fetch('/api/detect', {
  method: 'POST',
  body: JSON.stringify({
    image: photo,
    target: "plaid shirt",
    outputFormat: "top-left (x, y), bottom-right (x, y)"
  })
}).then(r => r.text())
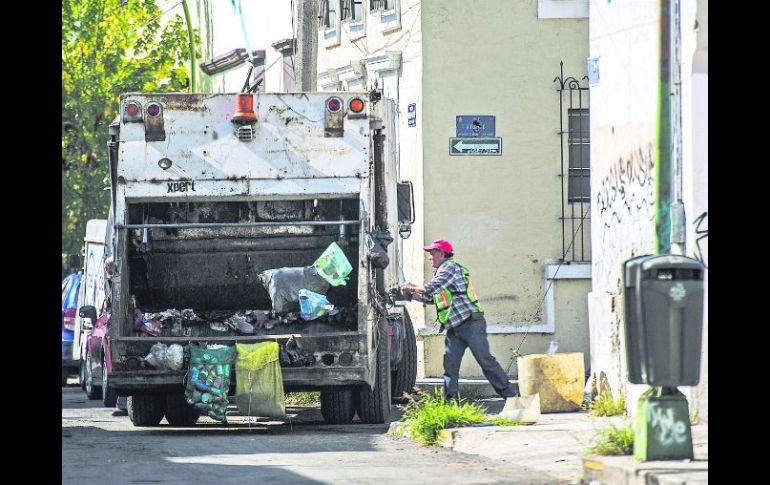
top-left (418, 260), bottom-right (480, 331)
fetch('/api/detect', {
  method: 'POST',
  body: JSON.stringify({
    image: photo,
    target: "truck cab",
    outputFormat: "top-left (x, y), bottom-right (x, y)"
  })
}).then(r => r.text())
top-left (106, 91), bottom-right (416, 426)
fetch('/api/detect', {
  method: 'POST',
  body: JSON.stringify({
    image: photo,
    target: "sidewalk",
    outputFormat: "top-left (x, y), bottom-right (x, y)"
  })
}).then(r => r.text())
top-left (390, 395), bottom-right (708, 484)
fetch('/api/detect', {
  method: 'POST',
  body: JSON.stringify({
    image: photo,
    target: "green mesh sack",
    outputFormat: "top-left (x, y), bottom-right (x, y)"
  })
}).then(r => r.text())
top-left (313, 242), bottom-right (353, 287)
top-left (184, 345), bottom-right (236, 422)
top-left (235, 342), bottom-right (285, 418)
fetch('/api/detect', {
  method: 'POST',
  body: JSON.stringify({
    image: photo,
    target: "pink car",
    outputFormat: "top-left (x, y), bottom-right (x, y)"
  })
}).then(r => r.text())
top-left (80, 308), bottom-right (118, 407)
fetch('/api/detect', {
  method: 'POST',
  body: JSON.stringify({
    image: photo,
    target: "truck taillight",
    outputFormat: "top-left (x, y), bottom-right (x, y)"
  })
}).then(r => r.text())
top-left (123, 100), bottom-right (143, 123)
top-left (63, 309), bottom-right (76, 332)
top-left (348, 97), bottom-right (364, 113)
top-left (146, 102), bottom-right (161, 117)
top-left (326, 96), bottom-right (343, 113)
top-left (232, 93), bottom-right (257, 123)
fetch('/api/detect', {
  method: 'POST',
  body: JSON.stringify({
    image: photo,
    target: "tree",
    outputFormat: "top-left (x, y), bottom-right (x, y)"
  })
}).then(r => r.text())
top-left (62, 0), bottom-right (199, 257)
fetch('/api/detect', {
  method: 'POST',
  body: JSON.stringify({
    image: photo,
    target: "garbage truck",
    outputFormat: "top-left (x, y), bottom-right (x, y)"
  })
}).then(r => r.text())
top-left (89, 91), bottom-right (417, 427)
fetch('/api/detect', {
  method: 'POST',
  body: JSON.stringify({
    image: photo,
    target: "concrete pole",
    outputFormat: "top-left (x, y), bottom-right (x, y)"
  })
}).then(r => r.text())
top-left (294, 0), bottom-right (318, 92)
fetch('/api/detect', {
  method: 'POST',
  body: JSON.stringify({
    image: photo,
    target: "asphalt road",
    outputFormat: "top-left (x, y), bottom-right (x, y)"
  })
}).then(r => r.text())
top-left (62, 382), bottom-right (570, 484)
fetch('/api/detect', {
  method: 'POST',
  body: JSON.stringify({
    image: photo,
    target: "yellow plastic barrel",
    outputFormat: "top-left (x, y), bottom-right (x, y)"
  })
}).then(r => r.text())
top-left (517, 352), bottom-right (585, 413)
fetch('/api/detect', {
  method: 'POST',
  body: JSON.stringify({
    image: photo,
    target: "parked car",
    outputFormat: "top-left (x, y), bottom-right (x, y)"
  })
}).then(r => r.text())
top-left (79, 306), bottom-right (118, 407)
top-left (62, 271), bottom-right (83, 386)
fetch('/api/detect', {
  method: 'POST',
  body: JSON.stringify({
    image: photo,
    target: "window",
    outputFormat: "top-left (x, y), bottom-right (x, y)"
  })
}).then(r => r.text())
top-left (341, 0), bottom-right (363, 21)
top-left (567, 108), bottom-right (590, 203)
top-left (320, 0), bottom-right (337, 28)
top-left (370, 0), bottom-right (392, 10)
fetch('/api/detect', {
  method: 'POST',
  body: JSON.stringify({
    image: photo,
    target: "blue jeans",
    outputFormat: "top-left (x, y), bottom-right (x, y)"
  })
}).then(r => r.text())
top-left (443, 315), bottom-right (518, 399)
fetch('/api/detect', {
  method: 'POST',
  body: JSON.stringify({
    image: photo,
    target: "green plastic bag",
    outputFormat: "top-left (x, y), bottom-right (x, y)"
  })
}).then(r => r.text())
top-left (235, 342), bottom-right (285, 418)
top-left (184, 345), bottom-right (236, 422)
top-left (313, 242), bottom-right (353, 287)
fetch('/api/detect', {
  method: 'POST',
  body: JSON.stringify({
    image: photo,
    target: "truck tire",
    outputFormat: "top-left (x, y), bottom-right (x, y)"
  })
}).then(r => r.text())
top-left (355, 318), bottom-right (392, 424)
top-left (391, 311), bottom-right (417, 402)
top-left (127, 395), bottom-right (165, 427)
top-left (164, 392), bottom-right (200, 426)
top-left (62, 368), bottom-right (68, 387)
top-left (101, 353), bottom-right (118, 408)
top-left (84, 358), bottom-right (102, 400)
top-left (320, 390), bottom-right (356, 424)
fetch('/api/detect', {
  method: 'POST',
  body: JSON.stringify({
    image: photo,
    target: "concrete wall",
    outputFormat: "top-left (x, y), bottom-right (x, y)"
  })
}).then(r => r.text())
top-left (588, 0), bottom-right (707, 419)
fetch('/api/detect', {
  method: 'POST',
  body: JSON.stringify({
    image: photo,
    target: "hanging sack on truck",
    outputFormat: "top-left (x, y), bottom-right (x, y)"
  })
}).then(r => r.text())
top-left (235, 342), bottom-right (286, 418)
top-left (184, 345), bottom-right (236, 422)
top-left (258, 266), bottom-right (329, 314)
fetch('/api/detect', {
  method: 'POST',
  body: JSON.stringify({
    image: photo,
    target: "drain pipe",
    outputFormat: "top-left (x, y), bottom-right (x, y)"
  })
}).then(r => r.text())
top-left (669, 0), bottom-right (686, 256)
top-left (654, 0), bottom-right (673, 255)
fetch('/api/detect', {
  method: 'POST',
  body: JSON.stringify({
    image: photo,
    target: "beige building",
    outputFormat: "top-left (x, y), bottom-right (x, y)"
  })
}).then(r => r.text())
top-left (316, 0), bottom-right (592, 381)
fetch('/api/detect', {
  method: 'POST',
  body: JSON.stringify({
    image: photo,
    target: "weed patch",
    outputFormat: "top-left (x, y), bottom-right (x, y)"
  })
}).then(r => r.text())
top-left (586, 421), bottom-right (635, 456)
top-left (285, 392), bottom-right (320, 406)
top-left (588, 392), bottom-right (626, 417)
top-left (397, 389), bottom-right (518, 445)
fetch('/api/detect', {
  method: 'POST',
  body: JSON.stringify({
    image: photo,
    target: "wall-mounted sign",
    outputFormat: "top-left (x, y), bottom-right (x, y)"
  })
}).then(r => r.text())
top-left (456, 115), bottom-right (495, 137)
top-left (408, 103), bottom-right (416, 127)
top-left (449, 137), bottom-right (502, 156)
top-left (587, 57), bottom-right (600, 86)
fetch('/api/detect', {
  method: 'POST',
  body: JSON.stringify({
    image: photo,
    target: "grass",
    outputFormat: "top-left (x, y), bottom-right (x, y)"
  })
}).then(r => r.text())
top-left (588, 392), bottom-right (626, 417)
top-left (397, 389), bottom-right (519, 446)
top-left (586, 421), bottom-right (635, 456)
top-left (285, 391), bottom-right (320, 406)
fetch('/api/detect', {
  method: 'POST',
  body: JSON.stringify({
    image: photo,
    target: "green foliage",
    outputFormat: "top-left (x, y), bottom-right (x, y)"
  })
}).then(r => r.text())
top-left (62, 0), bottom-right (199, 256)
top-left (285, 392), bottom-right (321, 407)
top-left (399, 389), bottom-right (494, 446)
top-left (588, 392), bottom-right (626, 417)
top-left (489, 416), bottom-right (522, 427)
top-left (586, 421), bottom-right (635, 456)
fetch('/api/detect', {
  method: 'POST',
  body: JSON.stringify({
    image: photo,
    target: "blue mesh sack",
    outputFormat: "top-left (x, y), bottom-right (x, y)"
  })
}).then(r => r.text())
top-left (184, 345), bottom-right (236, 422)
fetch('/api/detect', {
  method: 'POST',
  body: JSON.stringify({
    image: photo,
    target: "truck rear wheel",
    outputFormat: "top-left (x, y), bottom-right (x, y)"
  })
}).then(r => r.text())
top-left (391, 311), bottom-right (417, 402)
top-left (320, 390), bottom-right (356, 424)
top-left (164, 392), bottom-right (200, 426)
top-left (128, 395), bottom-right (165, 427)
top-left (355, 318), bottom-right (392, 424)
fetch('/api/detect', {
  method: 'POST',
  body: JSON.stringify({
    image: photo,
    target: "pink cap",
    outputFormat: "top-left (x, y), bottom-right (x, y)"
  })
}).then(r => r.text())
top-left (423, 239), bottom-right (453, 253)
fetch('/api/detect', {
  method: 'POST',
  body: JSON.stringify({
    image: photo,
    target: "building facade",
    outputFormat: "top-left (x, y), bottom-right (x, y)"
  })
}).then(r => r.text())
top-left (587, 0), bottom-right (708, 421)
top-left (317, 0), bottom-right (592, 380)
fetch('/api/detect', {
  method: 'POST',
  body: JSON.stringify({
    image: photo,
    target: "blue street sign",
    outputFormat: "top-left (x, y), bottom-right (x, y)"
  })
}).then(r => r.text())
top-left (456, 115), bottom-right (495, 137)
top-left (408, 103), bottom-right (416, 127)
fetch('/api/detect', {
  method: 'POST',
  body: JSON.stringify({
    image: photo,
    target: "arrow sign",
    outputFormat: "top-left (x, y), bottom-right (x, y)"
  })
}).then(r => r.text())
top-left (449, 137), bottom-right (502, 156)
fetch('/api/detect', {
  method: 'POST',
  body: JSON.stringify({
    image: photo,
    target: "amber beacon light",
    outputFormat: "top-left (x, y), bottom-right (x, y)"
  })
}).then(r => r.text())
top-left (232, 93), bottom-right (257, 122)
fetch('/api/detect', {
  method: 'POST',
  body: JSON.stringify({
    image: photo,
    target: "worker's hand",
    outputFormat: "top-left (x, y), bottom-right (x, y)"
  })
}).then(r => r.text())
top-left (400, 283), bottom-right (413, 292)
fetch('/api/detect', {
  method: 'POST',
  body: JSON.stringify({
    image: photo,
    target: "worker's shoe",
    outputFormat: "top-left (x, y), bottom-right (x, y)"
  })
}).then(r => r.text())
top-left (112, 408), bottom-right (128, 417)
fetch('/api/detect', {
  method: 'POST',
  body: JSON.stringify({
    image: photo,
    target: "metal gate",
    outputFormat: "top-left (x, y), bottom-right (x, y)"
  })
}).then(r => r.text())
top-left (555, 61), bottom-right (591, 262)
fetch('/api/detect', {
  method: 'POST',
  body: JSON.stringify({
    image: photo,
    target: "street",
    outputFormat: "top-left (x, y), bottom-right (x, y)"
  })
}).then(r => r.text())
top-left (61, 383), bottom-right (570, 485)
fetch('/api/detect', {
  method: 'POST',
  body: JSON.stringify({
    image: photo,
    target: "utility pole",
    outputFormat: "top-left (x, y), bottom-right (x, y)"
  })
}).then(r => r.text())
top-left (294, 0), bottom-right (318, 92)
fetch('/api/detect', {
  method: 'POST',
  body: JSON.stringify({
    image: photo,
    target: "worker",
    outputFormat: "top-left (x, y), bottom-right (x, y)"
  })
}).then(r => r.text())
top-left (104, 256), bottom-right (128, 417)
top-left (400, 239), bottom-right (519, 401)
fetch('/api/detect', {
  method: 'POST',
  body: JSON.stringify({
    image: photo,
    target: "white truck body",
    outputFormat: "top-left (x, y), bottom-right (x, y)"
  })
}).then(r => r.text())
top-left (104, 92), bottom-right (414, 425)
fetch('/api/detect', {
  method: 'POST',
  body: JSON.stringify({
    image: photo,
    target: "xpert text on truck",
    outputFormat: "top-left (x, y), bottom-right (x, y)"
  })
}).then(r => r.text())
top-left (95, 91), bottom-right (417, 427)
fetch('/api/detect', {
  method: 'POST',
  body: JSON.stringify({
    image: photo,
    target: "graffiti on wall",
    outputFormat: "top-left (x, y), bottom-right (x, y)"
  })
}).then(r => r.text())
top-left (692, 211), bottom-right (708, 268)
top-left (593, 143), bottom-right (656, 290)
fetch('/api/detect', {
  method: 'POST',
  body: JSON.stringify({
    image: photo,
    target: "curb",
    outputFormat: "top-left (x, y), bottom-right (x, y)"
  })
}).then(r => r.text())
top-left (582, 455), bottom-right (708, 484)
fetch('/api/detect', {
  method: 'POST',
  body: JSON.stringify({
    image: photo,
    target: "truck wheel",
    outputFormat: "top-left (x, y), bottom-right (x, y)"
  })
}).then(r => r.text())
top-left (84, 358), bottom-right (102, 400)
top-left (127, 395), bottom-right (165, 427)
top-left (101, 353), bottom-right (118, 408)
top-left (62, 368), bottom-right (68, 387)
top-left (391, 311), bottom-right (417, 402)
top-left (355, 317), bottom-right (392, 424)
top-left (164, 392), bottom-right (200, 426)
top-left (320, 390), bottom-right (356, 424)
